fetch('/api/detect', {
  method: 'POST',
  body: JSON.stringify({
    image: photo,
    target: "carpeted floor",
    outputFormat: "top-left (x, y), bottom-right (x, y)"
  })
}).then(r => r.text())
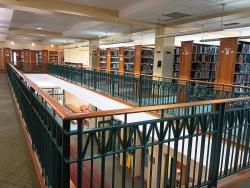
top-left (0, 73), bottom-right (38, 188)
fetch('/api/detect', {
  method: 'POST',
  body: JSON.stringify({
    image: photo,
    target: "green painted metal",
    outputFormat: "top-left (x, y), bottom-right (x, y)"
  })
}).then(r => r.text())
top-left (48, 64), bottom-right (250, 108)
top-left (7, 64), bottom-right (250, 188)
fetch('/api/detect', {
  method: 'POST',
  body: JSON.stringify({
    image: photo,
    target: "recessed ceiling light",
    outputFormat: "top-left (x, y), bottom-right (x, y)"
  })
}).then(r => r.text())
top-left (51, 44), bottom-right (54, 47)
top-left (11, 41), bottom-right (14, 45)
top-left (36, 27), bottom-right (43, 30)
top-left (32, 42), bottom-right (35, 46)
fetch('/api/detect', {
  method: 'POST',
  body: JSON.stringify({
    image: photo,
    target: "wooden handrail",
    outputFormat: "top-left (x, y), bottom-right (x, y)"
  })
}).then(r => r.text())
top-left (64, 96), bottom-right (250, 120)
top-left (8, 63), bottom-right (70, 119)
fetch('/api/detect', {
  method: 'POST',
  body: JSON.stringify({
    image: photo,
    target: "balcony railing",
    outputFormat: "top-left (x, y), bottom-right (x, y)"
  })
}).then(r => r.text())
top-left (48, 64), bottom-right (250, 108)
top-left (7, 63), bottom-right (250, 188)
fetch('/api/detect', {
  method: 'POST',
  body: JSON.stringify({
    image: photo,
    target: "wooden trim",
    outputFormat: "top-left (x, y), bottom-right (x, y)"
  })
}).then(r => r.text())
top-left (134, 45), bottom-right (142, 75)
top-left (215, 37), bottom-right (238, 90)
top-left (118, 47), bottom-right (125, 74)
top-left (179, 41), bottom-right (193, 83)
top-left (106, 48), bottom-right (111, 72)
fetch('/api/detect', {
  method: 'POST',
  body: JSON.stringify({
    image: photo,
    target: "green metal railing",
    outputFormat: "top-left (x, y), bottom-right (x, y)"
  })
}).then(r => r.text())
top-left (7, 63), bottom-right (250, 188)
top-left (48, 64), bottom-right (250, 107)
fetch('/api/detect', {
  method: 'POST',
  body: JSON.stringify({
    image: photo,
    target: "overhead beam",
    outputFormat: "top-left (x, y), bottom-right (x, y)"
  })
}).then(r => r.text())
top-left (165, 7), bottom-right (250, 27)
top-left (0, 0), bottom-right (158, 27)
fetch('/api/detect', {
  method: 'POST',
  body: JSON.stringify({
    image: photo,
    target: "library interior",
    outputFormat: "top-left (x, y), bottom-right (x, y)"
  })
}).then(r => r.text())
top-left (1, 0), bottom-right (250, 188)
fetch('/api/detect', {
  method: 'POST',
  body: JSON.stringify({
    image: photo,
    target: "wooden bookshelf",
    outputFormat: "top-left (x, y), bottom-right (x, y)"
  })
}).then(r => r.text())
top-left (106, 48), bottom-right (111, 72)
top-left (141, 47), bottom-right (154, 75)
top-left (42, 50), bottom-right (49, 64)
top-left (3, 48), bottom-right (11, 70)
top-left (215, 37), bottom-right (238, 89)
top-left (23, 49), bottom-right (31, 71)
top-left (173, 47), bottom-right (181, 78)
top-left (110, 49), bottom-right (119, 73)
top-left (100, 49), bottom-right (106, 70)
top-left (134, 45), bottom-right (142, 75)
top-left (118, 47), bottom-right (125, 74)
top-left (31, 50), bottom-right (37, 71)
top-left (49, 51), bottom-right (59, 64)
top-left (191, 44), bottom-right (219, 81)
top-left (179, 41), bottom-right (193, 82)
top-left (234, 41), bottom-right (250, 85)
top-left (124, 48), bottom-right (134, 73)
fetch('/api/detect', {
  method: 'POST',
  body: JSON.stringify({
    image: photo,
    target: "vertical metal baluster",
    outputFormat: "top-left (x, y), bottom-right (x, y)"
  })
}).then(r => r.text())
top-left (62, 120), bottom-right (70, 188)
top-left (77, 120), bottom-right (83, 188)
top-left (122, 114), bottom-right (127, 188)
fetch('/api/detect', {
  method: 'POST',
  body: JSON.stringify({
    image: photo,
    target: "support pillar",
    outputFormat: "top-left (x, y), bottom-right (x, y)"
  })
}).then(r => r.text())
top-left (153, 28), bottom-right (175, 78)
top-left (89, 40), bottom-right (99, 69)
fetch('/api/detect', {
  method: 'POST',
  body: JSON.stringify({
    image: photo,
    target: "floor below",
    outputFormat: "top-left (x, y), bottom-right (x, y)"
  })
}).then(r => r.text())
top-left (0, 73), bottom-right (38, 188)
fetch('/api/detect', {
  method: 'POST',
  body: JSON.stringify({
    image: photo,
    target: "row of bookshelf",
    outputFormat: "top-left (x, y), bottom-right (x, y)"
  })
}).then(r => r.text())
top-left (193, 45), bottom-right (219, 54)
top-left (173, 47), bottom-right (180, 78)
top-left (98, 47), bottom-right (154, 75)
top-left (235, 41), bottom-right (250, 85)
top-left (191, 44), bottom-right (219, 81)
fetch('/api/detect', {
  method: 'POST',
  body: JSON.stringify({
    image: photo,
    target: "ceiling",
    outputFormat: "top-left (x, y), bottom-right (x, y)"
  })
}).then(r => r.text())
top-left (0, 0), bottom-right (250, 44)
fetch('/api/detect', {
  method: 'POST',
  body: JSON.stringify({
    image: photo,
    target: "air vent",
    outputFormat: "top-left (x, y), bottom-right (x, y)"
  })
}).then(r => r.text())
top-left (223, 23), bottom-right (240, 26)
top-left (163, 12), bottom-right (191, 19)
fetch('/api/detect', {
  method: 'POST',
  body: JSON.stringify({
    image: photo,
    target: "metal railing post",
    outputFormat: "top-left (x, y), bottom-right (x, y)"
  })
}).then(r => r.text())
top-left (112, 74), bottom-right (115, 96)
top-left (138, 75), bottom-right (142, 106)
top-left (208, 103), bottom-right (225, 187)
top-left (93, 69), bottom-right (96, 90)
top-left (62, 120), bottom-right (70, 188)
top-left (77, 120), bottom-right (83, 188)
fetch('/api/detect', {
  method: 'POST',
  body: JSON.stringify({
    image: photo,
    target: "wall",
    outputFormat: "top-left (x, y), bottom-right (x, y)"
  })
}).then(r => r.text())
top-left (64, 47), bottom-right (89, 66)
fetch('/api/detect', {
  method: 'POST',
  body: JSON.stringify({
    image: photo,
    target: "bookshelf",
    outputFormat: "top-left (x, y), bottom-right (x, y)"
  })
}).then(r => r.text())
top-left (100, 49), bottom-right (106, 70)
top-left (173, 47), bottom-right (181, 78)
top-left (141, 47), bottom-right (154, 75)
top-left (42, 50), bottom-right (49, 64)
top-left (118, 47), bottom-right (125, 74)
top-left (37, 51), bottom-right (42, 65)
top-left (124, 48), bottom-right (135, 73)
top-left (97, 46), bottom-right (154, 75)
top-left (110, 49), bottom-right (119, 73)
top-left (191, 44), bottom-right (219, 81)
top-left (49, 51), bottom-right (59, 64)
top-left (234, 41), bottom-right (250, 85)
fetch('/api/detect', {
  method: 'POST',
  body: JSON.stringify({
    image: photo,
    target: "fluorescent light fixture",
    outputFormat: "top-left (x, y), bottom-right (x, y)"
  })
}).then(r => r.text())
top-left (36, 27), bottom-right (43, 30)
top-left (99, 39), bottom-right (134, 46)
